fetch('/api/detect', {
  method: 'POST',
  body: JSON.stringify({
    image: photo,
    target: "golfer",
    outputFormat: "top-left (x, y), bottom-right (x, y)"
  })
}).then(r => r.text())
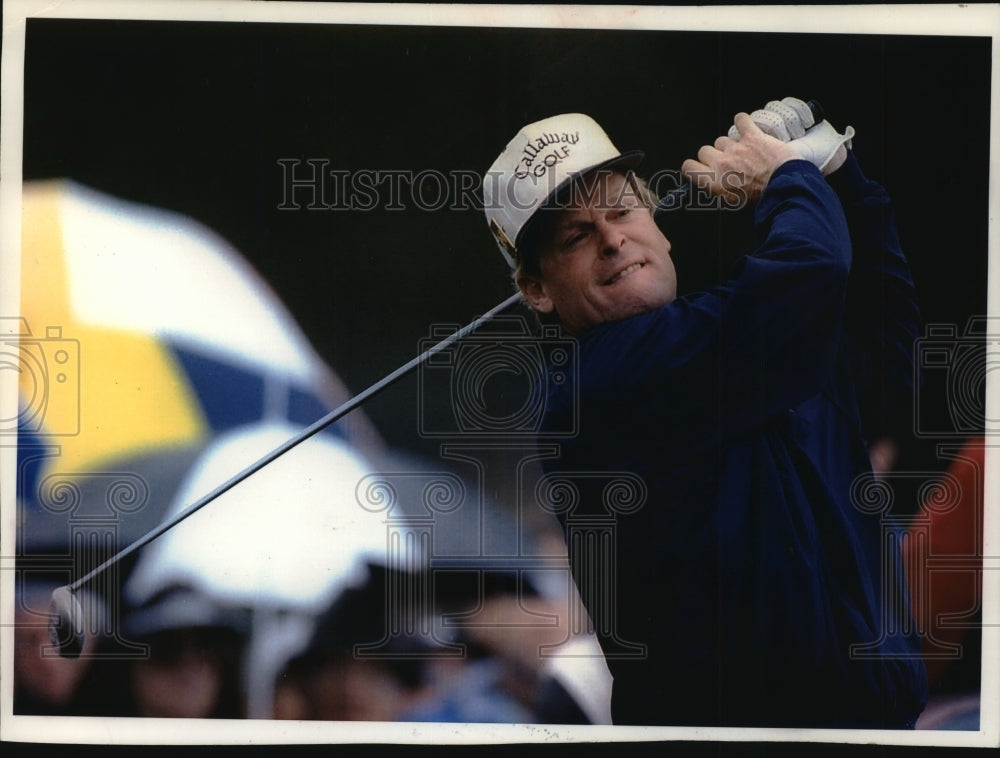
top-left (481, 99), bottom-right (928, 728)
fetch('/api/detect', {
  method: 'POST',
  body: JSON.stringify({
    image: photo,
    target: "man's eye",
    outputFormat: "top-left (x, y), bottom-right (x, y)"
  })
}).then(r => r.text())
top-left (563, 232), bottom-right (587, 248)
top-left (616, 208), bottom-right (632, 218)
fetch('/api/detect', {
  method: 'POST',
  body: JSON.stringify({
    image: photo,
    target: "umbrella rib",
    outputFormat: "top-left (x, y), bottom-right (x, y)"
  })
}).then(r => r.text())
top-left (69, 292), bottom-right (524, 592)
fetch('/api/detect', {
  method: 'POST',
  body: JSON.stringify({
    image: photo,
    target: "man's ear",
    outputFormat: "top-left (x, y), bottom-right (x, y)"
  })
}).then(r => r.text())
top-left (516, 273), bottom-right (554, 315)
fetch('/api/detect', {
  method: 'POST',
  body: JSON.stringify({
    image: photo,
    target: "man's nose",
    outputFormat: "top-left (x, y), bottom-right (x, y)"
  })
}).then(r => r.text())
top-left (598, 223), bottom-right (625, 257)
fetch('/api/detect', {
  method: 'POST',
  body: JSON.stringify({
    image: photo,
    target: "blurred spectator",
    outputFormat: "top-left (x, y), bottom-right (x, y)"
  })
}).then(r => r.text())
top-left (272, 564), bottom-right (593, 723)
top-left (398, 653), bottom-right (537, 724)
top-left (439, 587), bottom-right (600, 725)
top-left (79, 583), bottom-right (250, 718)
top-left (903, 437), bottom-right (984, 730)
top-left (13, 579), bottom-right (105, 715)
top-left (857, 432), bottom-right (984, 731)
top-left (868, 436), bottom-right (900, 478)
top-left (272, 564), bottom-right (442, 721)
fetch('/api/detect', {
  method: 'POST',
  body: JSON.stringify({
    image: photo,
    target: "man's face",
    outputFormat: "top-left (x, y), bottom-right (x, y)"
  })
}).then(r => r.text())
top-left (517, 172), bottom-right (677, 336)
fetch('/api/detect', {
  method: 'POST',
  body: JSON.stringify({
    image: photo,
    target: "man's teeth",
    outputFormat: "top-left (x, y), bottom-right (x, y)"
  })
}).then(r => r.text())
top-left (607, 262), bottom-right (642, 284)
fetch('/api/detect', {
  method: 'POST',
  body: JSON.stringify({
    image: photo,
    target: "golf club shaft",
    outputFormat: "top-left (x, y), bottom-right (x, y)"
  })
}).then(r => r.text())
top-left (67, 291), bottom-right (524, 593)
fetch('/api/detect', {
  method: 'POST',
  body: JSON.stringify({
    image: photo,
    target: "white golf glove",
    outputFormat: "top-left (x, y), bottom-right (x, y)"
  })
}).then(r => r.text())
top-left (788, 119), bottom-right (855, 173)
top-left (728, 96), bottom-right (854, 174)
top-left (728, 97), bottom-right (817, 142)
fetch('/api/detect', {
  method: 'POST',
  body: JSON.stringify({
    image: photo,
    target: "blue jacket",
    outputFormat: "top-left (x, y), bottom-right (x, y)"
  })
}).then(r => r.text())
top-left (539, 155), bottom-right (928, 727)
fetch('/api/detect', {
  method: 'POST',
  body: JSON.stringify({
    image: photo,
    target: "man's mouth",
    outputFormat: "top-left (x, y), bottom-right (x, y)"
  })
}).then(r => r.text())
top-left (605, 262), bottom-right (644, 285)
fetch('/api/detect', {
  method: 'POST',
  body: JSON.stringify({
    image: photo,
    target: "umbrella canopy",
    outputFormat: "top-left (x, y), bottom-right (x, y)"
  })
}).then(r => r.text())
top-left (13, 179), bottom-right (382, 554)
top-left (123, 420), bottom-right (405, 614)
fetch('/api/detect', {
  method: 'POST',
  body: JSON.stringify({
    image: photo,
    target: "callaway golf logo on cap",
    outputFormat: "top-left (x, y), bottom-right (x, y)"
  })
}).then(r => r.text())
top-left (513, 130), bottom-right (580, 180)
top-left (483, 113), bottom-right (643, 268)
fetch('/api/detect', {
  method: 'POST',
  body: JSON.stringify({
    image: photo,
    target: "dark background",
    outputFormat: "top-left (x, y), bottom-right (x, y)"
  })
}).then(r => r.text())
top-left (21, 13), bottom-right (993, 481)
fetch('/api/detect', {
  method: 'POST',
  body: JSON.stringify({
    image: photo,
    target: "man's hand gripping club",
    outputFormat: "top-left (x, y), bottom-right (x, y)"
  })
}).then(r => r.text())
top-left (680, 112), bottom-right (801, 206)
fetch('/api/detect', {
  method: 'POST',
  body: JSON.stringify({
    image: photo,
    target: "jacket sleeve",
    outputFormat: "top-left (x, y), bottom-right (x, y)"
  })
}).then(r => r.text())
top-left (828, 151), bottom-right (923, 444)
top-left (578, 159), bottom-right (853, 455)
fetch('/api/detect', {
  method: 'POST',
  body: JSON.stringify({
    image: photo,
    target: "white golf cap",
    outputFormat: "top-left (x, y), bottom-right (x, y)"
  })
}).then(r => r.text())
top-left (483, 113), bottom-right (643, 269)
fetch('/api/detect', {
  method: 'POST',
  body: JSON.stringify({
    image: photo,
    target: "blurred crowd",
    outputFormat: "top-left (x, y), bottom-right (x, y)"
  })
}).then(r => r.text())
top-left (15, 568), bottom-right (610, 723)
top-left (13, 465), bottom-right (613, 725)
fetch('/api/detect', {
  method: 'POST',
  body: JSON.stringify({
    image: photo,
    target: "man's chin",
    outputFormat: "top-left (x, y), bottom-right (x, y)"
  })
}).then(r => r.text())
top-left (620, 287), bottom-right (674, 316)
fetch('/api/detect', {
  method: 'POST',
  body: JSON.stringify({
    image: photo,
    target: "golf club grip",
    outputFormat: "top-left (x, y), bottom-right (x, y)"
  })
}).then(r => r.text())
top-left (653, 98), bottom-right (824, 217)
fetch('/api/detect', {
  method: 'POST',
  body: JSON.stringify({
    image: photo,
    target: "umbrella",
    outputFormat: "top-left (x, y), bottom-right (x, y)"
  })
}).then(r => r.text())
top-left (12, 178), bottom-right (382, 556)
